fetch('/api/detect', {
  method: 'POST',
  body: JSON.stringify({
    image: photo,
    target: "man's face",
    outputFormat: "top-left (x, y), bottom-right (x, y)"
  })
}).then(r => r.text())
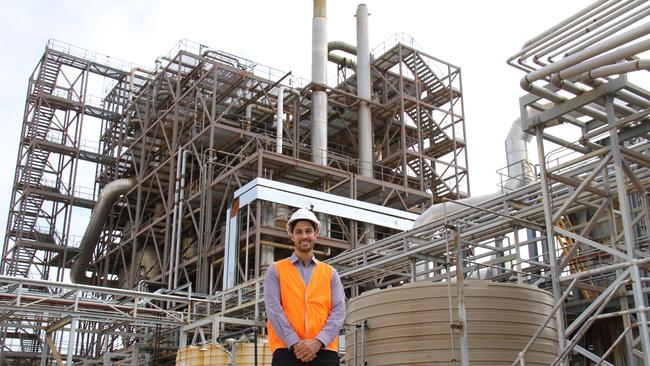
top-left (289, 220), bottom-right (319, 254)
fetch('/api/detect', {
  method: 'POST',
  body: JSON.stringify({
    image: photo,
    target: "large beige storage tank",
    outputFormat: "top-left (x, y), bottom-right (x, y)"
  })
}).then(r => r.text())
top-left (235, 339), bottom-right (273, 365)
top-left (345, 280), bottom-right (558, 365)
top-left (176, 338), bottom-right (272, 366)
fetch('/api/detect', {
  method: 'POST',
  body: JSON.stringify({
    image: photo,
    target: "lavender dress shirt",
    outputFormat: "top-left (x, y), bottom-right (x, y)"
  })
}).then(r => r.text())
top-left (264, 253), bottom-right (346, 349)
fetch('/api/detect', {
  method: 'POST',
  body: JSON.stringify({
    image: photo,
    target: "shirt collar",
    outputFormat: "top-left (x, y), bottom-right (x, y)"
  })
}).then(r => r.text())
top-left (290, 252), bottom-right (318, 265)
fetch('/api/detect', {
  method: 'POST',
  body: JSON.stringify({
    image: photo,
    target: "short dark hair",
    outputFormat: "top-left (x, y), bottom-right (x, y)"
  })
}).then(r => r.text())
top-left (289, 219), bottom-right (317, 233)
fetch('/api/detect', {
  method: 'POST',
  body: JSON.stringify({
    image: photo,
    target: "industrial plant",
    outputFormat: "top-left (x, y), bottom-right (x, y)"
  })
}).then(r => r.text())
top-left (1, 0), bottom-right (649, 365)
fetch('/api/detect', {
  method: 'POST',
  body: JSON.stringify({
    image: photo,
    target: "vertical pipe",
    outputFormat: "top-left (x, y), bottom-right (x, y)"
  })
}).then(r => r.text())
top-left (605, 95), bottom-right (650, 362)
top-left (356, 4), bottom-right (372, 178)
top-left (169, 150), bottom-right (182, 289)
top-left (353, 325), bottom-right (358, 366)
top-left (245, 205), bottom-right (251, 282)
top-left (312, 0), bottom-right (328, 165)
top-left (260, 204), bottom-right (274, 273)
top-left (453, 225), bottom-right (469, 366)
top-left (254, 327), bottom-right (258, 366)
top-left (514, 227), bottom-right (523, 283)
top-left (66, 317), bottom-right (77, 366)
top-left (505, 118), bottom-right (533, 191)
top-left (361, 320), bottom-right (366, 365)
top-left (254, 201), bottom-right (262, 279)
top-left (39, 332), bottom-right (49, 366)
top-left (527, 229), bottom-right (539, 262)
top-left (352, 2), bottom-right (376, 247)
top-left (173, 150), bottom-right (189, 288)
top-left (493, 236), bottom-right (504, 276)
top-left (223, 208), bottom-right (232, 290)
top-left (616, 269), bottom-right (635, 365)
top-left (276, 88), bottom-right (286, 154)
top-left (209, 263), bottom-right (214, 296)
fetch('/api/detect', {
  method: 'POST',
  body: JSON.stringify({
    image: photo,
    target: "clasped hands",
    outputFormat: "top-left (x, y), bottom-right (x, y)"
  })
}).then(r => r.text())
top-left (291, 338), bottom-right (322, 362)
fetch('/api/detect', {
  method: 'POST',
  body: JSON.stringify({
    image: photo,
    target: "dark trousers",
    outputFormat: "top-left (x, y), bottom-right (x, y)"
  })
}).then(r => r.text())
top-left (272, 348), bottom-right (340, 366)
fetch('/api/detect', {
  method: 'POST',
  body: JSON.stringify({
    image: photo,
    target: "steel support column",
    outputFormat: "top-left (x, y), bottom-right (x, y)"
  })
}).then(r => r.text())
top-left (535, 126), bottom-right (567, 362)
top-left (605, 95), bottom-right (650, 364)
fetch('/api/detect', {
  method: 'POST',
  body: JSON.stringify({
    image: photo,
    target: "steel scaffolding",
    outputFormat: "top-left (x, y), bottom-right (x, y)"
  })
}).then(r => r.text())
top-left (1, 33), bottom-right (469, 364)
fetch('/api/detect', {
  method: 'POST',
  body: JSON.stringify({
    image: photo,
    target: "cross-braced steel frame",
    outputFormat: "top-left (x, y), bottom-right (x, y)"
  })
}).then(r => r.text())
top-left (95, 36), bottom-right (468, 298)
top-left (507, 2), bottom-right (650, 364)
top-left (0, 40), bottom-right (136, 364)
top-left (1, 34), bottom-right (469, 364)
top-left (164, 3), bottom-right (650, 365)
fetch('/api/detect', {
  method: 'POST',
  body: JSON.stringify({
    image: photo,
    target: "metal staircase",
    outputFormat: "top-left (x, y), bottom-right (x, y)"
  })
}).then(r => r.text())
top-left (403, 51), bottom-right (450, 107)
top-left (35, 53), bottom-right (61, 96)
top-left (5, 55), bottom-right (63, 278)
top-left (405, 105), bottom-right (448, 144)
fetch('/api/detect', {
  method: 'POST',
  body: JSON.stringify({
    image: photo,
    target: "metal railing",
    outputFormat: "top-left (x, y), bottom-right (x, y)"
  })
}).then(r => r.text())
top-left (46, 39), bottom-right (141, 73)
top-left (159, 39), bottom-right (310, 89)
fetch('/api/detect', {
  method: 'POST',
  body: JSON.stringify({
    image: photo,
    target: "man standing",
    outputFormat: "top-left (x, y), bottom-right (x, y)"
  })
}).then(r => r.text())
top-left (264, 208), bottom-right (345, 365)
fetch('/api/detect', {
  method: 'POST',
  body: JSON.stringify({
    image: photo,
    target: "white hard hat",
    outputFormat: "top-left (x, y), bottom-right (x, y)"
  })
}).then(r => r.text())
top-left (286, 208), bottom-right (320, 234)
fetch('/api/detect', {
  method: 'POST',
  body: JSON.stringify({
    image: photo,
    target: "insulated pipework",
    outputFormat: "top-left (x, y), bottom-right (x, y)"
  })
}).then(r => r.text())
top-left (504, 118), bottom-right (534, 191)
top-left (312, 0), bottom-right (328, 166)
top-left (357, 4), bottom-right (373, 178)
top-left (71, 178), bottom-right (137, 284)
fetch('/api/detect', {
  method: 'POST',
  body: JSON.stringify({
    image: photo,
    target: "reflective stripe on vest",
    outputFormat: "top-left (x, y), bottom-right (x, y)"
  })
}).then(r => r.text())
top-left (267, 258), bottom-right (338, 353)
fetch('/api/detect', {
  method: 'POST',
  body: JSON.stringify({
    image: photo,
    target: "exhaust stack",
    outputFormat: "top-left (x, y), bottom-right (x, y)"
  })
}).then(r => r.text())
top-left (311, 0), bottom-right (328, 165)
top-left (357, 4), bottom-right (372, 178)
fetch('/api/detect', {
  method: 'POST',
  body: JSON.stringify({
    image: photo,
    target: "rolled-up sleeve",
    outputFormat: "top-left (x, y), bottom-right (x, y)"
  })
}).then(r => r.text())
top-left (315, 268), bottom-right (346, 347)
top-left (264, 263), bottom-right (301, 348)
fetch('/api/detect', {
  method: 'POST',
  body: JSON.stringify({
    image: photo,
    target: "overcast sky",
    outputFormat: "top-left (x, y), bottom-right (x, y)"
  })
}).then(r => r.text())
top-left (0, 0), bottom-right (593, 240)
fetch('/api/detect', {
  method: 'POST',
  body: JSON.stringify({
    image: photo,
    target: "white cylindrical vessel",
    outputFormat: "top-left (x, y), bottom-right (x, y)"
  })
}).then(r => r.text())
top-left (356, 4), bottom-right (372, 178)
top-left (311, 0), bottom-right (328, 166)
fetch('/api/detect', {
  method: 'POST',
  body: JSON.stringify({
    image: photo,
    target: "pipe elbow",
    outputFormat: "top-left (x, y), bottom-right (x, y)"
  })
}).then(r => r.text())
top-left (327, 41), bottom-right (357, 56)
top-left (70, 177), bottom-right (137, 285)
top-left (519, 76), bottom-right (533, 92)
top-left (550, 73), bottom-right (564, 88)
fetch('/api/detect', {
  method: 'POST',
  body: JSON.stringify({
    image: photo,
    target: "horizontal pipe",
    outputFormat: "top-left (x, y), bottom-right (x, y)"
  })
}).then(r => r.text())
top-left (0, 275), bottom-right (211, 303)
top-left (508, 0), bottom-right (609, 71)
top-left (552, 39), bottom-right (650, 86)
top-left (245, 104), bottom-right (274, 120)
top-left (328, 53), bottom-right (356, 69)
top-left (582, 59), bottom-right (650, 82)
top-left (542, 3), bottom-right (650, 61)
top-left (519, 0), bottom-right (607, 50)
top-left (520, 21), bottom-right (650, 91)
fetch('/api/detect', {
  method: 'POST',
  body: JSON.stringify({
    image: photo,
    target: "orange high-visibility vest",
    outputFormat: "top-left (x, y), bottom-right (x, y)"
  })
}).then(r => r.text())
top-left (267, 258), bottom-right (338, 353)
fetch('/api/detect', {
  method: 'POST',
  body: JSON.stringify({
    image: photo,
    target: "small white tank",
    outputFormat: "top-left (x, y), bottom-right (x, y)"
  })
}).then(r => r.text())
top-left (176, 338), bottom-right (272, 366)
top-left (345, 280), bottom-right (558, 365)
